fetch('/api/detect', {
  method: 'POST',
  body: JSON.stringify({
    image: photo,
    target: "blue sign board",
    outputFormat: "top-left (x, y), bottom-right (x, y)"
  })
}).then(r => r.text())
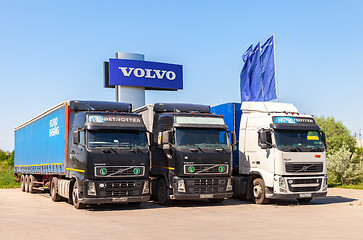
top-left (273, 117), bottom-right (315, 124)
top-left (109, 59), bottom-right (183, 90)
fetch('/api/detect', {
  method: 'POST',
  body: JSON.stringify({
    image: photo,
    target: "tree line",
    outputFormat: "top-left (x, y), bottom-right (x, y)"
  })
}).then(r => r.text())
top-left (316, 116), bottom-right (363, 185)
top-left (0, 150), bottom-right (14, 171)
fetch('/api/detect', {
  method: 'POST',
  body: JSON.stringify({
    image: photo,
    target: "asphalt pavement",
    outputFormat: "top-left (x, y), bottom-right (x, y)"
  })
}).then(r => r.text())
top-left (0, 188), bottom-right (362, 240)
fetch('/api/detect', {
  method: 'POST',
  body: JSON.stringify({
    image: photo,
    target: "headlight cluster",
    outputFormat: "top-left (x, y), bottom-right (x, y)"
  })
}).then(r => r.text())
top-left (88, 182), bottom-right (96, 196)
top-left (226, 178), bottom-right (233, 191)
top-left (177, 179), bottom-right (186, 193)
top-left (278, 177), bottom-right (287, 193)
top-left (142, 180), bottom-right (150, 194)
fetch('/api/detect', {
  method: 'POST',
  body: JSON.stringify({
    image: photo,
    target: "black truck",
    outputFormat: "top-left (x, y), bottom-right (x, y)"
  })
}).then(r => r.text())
top-left (14, 100), bottom-right (150, 209)
top-left (134, 103), bottom-right (234, 204)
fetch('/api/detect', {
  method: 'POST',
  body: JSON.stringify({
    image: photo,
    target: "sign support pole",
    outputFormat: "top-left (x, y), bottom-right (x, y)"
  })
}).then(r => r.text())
top-left (115, 52), bottom-right (146, 108)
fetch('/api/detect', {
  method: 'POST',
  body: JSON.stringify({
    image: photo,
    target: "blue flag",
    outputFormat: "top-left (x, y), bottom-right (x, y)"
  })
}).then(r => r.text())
top-left (240, 35), bottom-right (277, 102)
top-left (261, 36), bottom-right (277, 101)
top-left (240, 45), bottom-right (253, 101)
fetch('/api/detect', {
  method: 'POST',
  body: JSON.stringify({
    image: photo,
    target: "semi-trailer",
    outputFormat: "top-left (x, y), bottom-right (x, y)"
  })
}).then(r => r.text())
top-left (14, 100), bottom-right (150, 209)
top-left (211, 102), bottom-right (328, 204)
top-left (134, 103), bottom-right (235, 204)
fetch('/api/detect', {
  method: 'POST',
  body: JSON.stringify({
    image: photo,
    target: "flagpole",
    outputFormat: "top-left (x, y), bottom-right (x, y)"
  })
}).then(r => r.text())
top-left (273, 33), bottom-right (279, 102)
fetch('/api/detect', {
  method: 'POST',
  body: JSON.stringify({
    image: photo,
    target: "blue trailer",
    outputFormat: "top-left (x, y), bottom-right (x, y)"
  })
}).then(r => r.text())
top-left (15, 104), bottom-right (68, 176)
top-left (211, 103), bottom-right (241, 168)
top-left (15, 101), bottom-right (151, 209)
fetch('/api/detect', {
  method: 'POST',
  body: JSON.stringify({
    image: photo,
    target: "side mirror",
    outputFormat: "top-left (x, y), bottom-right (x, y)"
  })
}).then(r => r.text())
top-left (321, 131), bottom-right (327, 149)
top-left (73, 130), bottom-right (79, 144)
top-left (260, 131), bottom-right (267, 144)
top-left (162, 144), bottom-right (170, 151)
top-left (162, 131), bottom-right (170, 145)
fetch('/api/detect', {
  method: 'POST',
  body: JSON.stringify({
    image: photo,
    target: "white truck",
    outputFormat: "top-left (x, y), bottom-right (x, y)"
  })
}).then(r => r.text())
top-left (211, 102), bottom-right (328, 204)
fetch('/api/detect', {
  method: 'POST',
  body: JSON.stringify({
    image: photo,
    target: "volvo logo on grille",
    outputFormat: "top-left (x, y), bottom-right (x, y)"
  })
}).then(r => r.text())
top-left (302, 166), bottom-right (308, 171)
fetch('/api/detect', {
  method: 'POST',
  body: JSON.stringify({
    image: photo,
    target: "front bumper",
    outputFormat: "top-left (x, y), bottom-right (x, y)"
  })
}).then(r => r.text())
top-left (171, 176), bottom-right (233, 200)
top-left (81, 178), bottom-right (150, 204)
top-left (81, 195), bottom-right (150, 204)
top-left (170, 192), bottom-right (233, 200)
top-left (268, 191), bottom-right (327, 200)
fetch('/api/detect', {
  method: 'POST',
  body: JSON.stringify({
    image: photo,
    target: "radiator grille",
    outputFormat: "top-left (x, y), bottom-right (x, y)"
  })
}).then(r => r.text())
top-left (95, 166), bottom-right (144, 177)
top-left (285, 163), bottom-right (323, 173)
top-left (184, 164), bottom-right (228, 174)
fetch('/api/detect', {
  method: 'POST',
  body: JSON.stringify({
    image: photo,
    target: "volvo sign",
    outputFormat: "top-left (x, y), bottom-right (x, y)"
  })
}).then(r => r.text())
top-left (106, 58), bottom-right (183, 90)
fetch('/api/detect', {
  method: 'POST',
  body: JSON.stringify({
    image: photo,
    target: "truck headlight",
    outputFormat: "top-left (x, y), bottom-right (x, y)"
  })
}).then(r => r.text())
top-left (178, 179), bottom-right (186, 193)
top-left (88, 182), bottom-right (96, 196)
top-left (226, 178), bottom-right (233, 191)
top-left (142, 180), bottom-right (149, 194)
top-left (278, 177), bottom-right (287, 193)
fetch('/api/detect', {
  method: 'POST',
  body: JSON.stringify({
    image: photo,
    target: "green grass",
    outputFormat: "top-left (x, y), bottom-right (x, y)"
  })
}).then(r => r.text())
top-left (0, 171), bottom-right (20, 188)
top-left (329, 183), bottom-right (363, 190)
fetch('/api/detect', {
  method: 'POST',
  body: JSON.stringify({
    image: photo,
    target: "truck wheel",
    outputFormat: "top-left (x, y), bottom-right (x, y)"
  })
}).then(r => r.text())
top-left (72, 182), bottom-right (85, 209)
top-left (50, 178), bottom-right (62, 202)
top-left (208, 198), bottom-right (224, 204)
top-left (156, 178), bottom-right (172, 205)
top-left (252, 178), bottom-right (270, 204)
top-left (20, 175), bottom-right (25, 192)
top-left (297, 197), bottom-right (312, 203)
top-left (29, 175), bottom-right (36, 194)
top-left (24, 175), bottom-right (30, 193)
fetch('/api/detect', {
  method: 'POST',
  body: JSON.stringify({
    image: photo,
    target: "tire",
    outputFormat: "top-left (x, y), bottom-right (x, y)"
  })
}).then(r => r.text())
top-left (297, 197), bottom-right (313, 203)
top-left (156, 178), bottom-right (172, 205)
top-left (29, 175), bottom-right (36, 194)
top-left (208, 198), bottom-right (224, 204)
top-left (72, 181), bottom-right (85, 209)
top-left (24, 175), bottom-right (30, 193)
top-left (20, 175), bottom-right (25, 192)
top-left (252, 178), bottom-right (270, 204)
top-left (50, 178), bottom-right (62, 202)
top-left (128, 202), bottom-right (142, 207)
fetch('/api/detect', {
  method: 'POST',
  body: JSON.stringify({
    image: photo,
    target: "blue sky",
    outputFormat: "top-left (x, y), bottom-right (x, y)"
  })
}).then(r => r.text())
top-left (1, 1), bottom-right (362, 151)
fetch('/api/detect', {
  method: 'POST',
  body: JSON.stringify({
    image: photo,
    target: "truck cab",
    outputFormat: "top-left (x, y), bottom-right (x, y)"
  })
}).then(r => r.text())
top-left (67, 103), bottom-right (150, 208)
top-left (212, 102), bottom-right (328, 204)
top-left (134, 103), bottom-right (234, 204)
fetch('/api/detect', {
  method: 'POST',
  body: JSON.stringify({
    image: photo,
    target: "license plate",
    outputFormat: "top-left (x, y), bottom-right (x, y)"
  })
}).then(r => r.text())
top-left (112, 197), bottom-right (128, 202)
top-left (200, 194), bottom-right (213, 199)
top-left (299, 193), bottom-right (311, 198)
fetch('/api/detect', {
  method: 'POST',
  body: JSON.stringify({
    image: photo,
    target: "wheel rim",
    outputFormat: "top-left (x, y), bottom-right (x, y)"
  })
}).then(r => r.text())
top-left (73, 186), bottom-right (79, 205)
top-left (253, 183), bottom-right (262, 199)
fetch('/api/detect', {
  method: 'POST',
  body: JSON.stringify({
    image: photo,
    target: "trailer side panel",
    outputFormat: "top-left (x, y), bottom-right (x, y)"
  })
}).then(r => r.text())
top-left (14, 106), bottom-right (67, 175)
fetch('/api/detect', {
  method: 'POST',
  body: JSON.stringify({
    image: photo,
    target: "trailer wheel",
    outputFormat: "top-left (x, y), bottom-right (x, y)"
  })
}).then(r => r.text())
top-left (20, 175), bottom-right (25, 192)
top-left (297, 197), bottom-right (312, 203)
top-left (208, 198), bottom-right (224, 204)
top-left (252, 178), bottom-right (270, 204)
top-left (50, 178), bottom-right (62, 202)
top-left (72, 182), bottom-right (85, 209)
top-left (24, 175), bottom-right (30, 193)
top-left (156, 178), bottom-right (171, 205)
top-left (29, 175), bottom-right (36, 194)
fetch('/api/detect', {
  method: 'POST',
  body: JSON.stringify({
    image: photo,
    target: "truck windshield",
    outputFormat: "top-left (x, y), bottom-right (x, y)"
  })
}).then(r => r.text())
top-left (87, 130), bottom-right (147, 149)
top-left (176, 128), bottom-right (230, 149)
top-left (274, 130), bottom-right (325, 152)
